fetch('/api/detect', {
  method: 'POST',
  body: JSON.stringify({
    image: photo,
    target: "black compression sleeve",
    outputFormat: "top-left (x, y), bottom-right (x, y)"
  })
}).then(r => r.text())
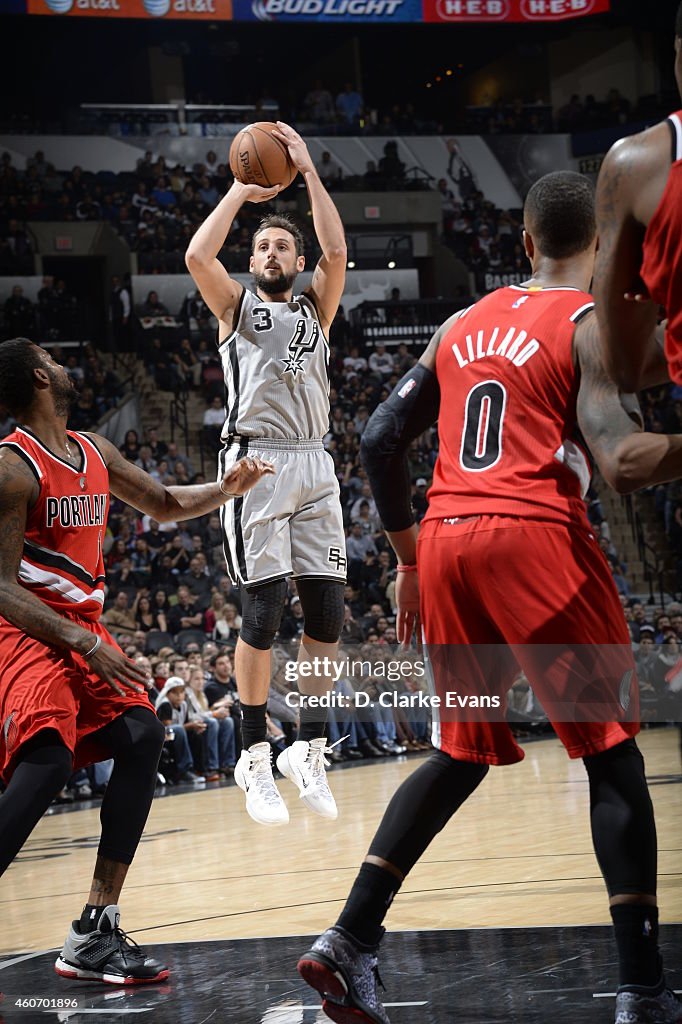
top-left (360, 363), bottom-right (440, 532)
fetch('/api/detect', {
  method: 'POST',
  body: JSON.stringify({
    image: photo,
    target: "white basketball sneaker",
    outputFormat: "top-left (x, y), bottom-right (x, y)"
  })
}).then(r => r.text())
top-left (276, 738), bottom-right (339, 820)
top-left (235, 741), bottom-right (289, 826)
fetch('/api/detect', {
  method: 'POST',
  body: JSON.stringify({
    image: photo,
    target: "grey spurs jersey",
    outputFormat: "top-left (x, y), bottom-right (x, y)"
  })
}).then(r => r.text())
top-left (219, 288), bottom-right (331, 441)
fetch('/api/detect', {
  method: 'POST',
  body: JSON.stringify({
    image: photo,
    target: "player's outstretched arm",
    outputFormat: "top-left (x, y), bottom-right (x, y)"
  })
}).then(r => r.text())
top-left (576, 314), bottom-right (682, 493)
top-left (593, 128), bottom-right (666, 392)
top-left (272, 122), bottom-right (347, 331)
top-left (89, 434), bottom-right (274, 521)
top-left (0, 449), bottom-right (149, 695)
top-left (185, 180), bottom-right (281, 324)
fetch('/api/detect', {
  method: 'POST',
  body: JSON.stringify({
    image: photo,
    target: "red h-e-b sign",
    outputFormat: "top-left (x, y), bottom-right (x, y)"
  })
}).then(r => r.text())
top-left (423, 0), bottom-right (609, 21)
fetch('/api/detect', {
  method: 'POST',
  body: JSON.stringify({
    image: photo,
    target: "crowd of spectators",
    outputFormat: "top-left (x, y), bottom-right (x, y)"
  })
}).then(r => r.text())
top-left (0, 276), bottom-right (83, 343)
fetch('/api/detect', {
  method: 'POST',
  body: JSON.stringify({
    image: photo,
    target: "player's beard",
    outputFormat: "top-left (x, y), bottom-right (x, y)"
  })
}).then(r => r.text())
top-left (254, 267), bottom-right (298, 296)
top-left (48, 366), bottom-right (78, 418)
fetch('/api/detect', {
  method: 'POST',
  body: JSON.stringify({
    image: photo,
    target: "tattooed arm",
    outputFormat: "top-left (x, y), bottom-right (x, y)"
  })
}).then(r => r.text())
top-left (576, 313), bottom-right (682, 493)
top-left (0, 449), bottom-right (148, 694)
top-left (87, 434), bottom-right (273, 521)
top-left (593, 124), bottom-right (670, 392)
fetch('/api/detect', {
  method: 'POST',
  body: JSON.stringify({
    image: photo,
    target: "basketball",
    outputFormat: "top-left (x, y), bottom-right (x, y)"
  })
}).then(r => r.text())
top-left (229, 122), bottom-right (298, 190)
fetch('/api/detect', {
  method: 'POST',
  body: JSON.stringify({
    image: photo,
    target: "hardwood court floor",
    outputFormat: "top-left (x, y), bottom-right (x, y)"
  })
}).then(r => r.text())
top-left (1, 729), bottom-right (680, 956)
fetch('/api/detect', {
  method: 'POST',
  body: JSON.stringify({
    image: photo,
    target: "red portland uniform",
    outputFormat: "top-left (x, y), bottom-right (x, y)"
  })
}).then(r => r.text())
top-left (417, 286), bottom-right (638, 765)
top-left (0, 429), bottom-right (150, 781)
top-left (641, 110), bottom-right (682, 384)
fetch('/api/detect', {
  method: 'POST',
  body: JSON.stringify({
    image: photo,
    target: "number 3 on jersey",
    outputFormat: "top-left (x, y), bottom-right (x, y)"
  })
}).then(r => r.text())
top-left (460, 380), bottom-right (507, 472)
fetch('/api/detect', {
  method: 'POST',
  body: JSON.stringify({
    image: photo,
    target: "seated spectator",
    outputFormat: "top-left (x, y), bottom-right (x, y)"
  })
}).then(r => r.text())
top-left (363, 160), bottom-right (383, 189)
top-left (101, 590), bottom-right (137, 639)
top-left (203, 395), bottom-right (225, 452)
top-left (180, 555), bottom-right (213, 610)
top-left (120, 429), bottom-right (141, 462)
top-left (378, 141), bottom-right (405, 186)
top-left (336, 82), bottom-right (364, 128)
top-left (346, 521), bottom-right (378, 567)
top-left (133, 593), bottom-right (167, 633)
top-left (412, 477), bottom-right (429, 521)
top-left (4, 285), bottom-right (35, 336)
top-left (315, 151), bottom-right (342, 188)
top-left (278, 594), bottom-right (305, 641)
top-left (168, 584), bottom-right (204, 634)
top-left (140, 290), bottom-right (169, 319)
top-left (368, 344), bottom-right (394, 381)
top-left (185, 666), bottom-right (236, 778)
top-left (304, 79), bottom-right (336, 124)
top-left (205, 651), bottom-right (238, 710)
top-left (155, 677), bottom-right (205, 784)
top-left (341, 604), bottom-right (364, 644)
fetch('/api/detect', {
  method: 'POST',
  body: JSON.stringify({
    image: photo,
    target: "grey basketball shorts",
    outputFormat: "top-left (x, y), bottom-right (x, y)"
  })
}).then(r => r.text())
top-left (217, 438), bottom-right (347, 588)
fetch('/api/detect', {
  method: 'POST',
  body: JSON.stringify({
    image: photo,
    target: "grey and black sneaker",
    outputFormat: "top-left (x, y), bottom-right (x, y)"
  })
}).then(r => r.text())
top-left (55, 905), bottom-right (169, 985)
top-left (615, 981), bottom-right (682, 1023)
top-left (297, 926), bottom-right (391, 1024)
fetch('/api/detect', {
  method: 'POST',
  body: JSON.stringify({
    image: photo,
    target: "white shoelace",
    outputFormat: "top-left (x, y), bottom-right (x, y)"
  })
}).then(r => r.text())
top-left (305, 736), bottom-right (347, 787)
top-left (249, 748), bottom-right (283, 807)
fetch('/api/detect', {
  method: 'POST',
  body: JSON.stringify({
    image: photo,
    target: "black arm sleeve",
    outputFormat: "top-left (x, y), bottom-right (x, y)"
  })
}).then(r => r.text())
top-left (360, 363), bottom-right (440, 533)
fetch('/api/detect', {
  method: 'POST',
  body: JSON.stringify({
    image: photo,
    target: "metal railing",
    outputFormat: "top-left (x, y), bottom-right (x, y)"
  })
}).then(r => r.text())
top-left (169, 390), bottom-right (190, 455)
top-left (622, 495), bottom-right (668, 608)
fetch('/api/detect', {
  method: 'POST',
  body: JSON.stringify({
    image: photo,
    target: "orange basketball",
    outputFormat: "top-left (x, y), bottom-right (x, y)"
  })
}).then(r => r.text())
top-left (229, 122), bottom-right (298, 190)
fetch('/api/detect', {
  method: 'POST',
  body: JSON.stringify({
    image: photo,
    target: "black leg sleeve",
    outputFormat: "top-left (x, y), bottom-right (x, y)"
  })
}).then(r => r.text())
top-left (95, 707), bottom-right (165, 866)
top-left (0, 731), bottom-right (73, 877)
top-left (368, 750), bottom-right (489, 876)
top-left (583, 739), bottom-right (657, 897)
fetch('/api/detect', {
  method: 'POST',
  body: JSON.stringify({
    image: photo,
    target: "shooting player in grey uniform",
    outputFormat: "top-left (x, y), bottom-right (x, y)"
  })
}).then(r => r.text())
top-left (186, 121), bottom-right (347, 827)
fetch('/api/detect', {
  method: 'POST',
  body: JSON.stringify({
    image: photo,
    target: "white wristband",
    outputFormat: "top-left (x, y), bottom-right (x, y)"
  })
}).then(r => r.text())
top-left (82, 635), bottom-right (102, 659)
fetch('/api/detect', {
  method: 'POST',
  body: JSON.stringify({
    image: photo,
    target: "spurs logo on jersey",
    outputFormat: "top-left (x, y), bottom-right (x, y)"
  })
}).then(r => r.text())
top-left (282, 318), bottom-right (321, 379)
top-left (219, 289), bottom-right (331, 441)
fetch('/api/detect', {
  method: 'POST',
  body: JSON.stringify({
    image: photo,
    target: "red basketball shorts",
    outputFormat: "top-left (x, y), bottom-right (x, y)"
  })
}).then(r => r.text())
top-left (0, 614), bottom-right (153, 782)
top-left (417, 515), bottom-right (639, 766)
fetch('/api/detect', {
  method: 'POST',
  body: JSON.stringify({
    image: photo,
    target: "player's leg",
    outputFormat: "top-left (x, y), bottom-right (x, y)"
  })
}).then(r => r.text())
top-left (233, 578), bottom-right (290, 826)
top-left (584, 739), bottom-right (681, 1023)
top-left (497, 522), bottom-right (680, 1024)
top-left (219, 445), bottom-right (296, 822)
top-left (55, 706), bottom-right (169, 985)
top-left (280, 449), bottom-right (347, 822)
top-left (275, 577), bottom-right (345, 820)
top-left (298, 519), bottom-right (509, 1023)
top-left (0, 730), bottom-right (73, 876)
top-left (297, 749), bottom-right (489, 1024)
top-left (0, 626), bottom-right (79, 873)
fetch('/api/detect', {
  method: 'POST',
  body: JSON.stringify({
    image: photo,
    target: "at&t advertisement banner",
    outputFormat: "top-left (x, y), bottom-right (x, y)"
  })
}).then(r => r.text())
top-left (13, 0), bottom-right (610, 20)
top-left (26, 0), bottom-right (232, 16)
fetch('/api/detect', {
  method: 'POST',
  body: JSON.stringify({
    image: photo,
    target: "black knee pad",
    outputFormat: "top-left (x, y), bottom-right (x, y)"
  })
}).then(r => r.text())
top-left (295, 578), bottom-right (345, 643)
top-left (240, 579), bottom-right (288, 650)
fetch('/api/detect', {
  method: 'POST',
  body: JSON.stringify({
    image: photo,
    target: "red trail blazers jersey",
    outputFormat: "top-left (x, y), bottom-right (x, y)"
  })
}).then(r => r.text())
top-left (0, 428), bottom-right (108, 621)
top-left (641, 110), bottom-right (682, 385)
top-left (424, 286), bottom-right (594, 527)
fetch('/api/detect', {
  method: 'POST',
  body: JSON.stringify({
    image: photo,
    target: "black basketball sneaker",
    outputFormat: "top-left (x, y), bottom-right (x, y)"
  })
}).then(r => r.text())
top-left (55, 905), bottom-right (169, 985)
top-left (298, 926), bottom-right (391, 1024)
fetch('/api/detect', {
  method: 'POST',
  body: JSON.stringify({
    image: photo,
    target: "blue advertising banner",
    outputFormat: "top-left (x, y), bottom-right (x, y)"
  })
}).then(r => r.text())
top-left (233, 0), bottom-right (421, 21)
